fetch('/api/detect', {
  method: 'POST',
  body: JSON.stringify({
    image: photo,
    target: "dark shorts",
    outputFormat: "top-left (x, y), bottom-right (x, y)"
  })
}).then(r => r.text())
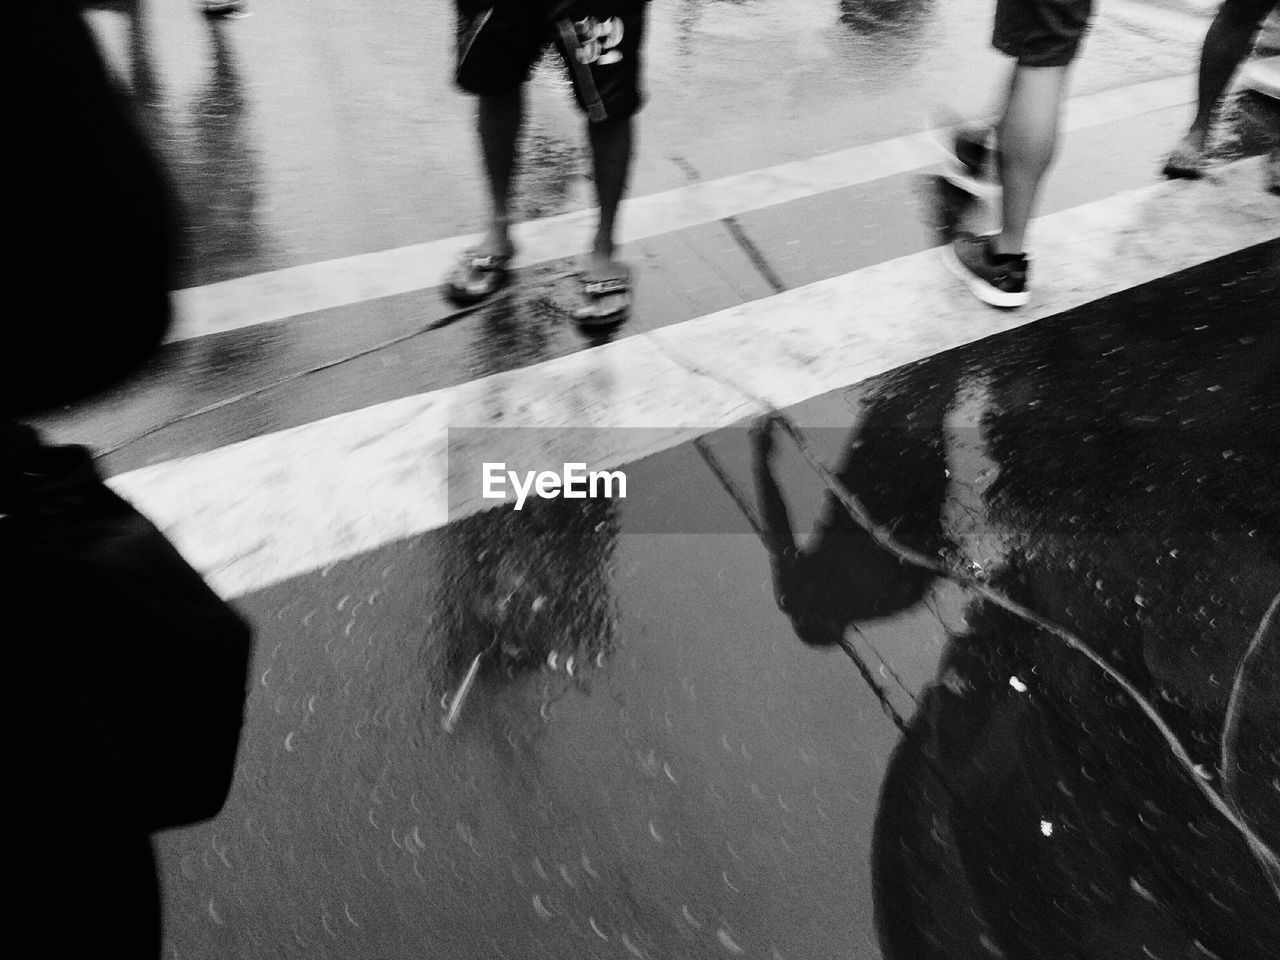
top-left (993, 0), bottom-right (1094, 67)
top-left (455, 1), bottom-right (647, 123)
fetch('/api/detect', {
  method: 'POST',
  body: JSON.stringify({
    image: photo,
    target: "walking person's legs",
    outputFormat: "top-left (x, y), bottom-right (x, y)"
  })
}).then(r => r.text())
top-left (580, 114), bottom-right (635, 319)
top-left (993, 64), bottom-right (1072, 256)
top-left (476, 87), bottom-right (524, 262)
top-left (446, 2), bottom-right (541, 304)
top-left (942, 0), bottom-right (1091, 308)
top-left (556, 5), bottom-right (647, 326)
top-left (1166, 0), bottom-right (1279, 178)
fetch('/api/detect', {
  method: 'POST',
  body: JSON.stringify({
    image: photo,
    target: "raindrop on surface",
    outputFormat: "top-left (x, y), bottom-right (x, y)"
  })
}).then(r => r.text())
top-left (717, 928), bottom-right (745, 954)
top-left (532, 894), bottom-right (553, 921)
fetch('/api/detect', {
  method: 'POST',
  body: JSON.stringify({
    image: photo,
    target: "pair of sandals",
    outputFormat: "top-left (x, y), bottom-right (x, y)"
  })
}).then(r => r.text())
top-left (445, 248), bottom-right (632, 328)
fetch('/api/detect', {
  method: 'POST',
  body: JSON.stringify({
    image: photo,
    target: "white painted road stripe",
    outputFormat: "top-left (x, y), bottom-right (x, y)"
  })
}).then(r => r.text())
top-left (169, 74), bottom-right (1198, 342)
top-left (114, 160), bottom-right (1279, 599)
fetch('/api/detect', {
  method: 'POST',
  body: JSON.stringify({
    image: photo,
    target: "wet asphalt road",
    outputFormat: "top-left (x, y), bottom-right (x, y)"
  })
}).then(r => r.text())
top-left (39, 1), bottom-right (1280, 958)
top-left (154, 244), bottom-right (1279, 960)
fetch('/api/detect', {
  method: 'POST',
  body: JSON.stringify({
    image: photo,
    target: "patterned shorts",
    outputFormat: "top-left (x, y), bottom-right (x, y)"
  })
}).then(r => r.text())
top-left (455, 1), bottom-right (648, 123)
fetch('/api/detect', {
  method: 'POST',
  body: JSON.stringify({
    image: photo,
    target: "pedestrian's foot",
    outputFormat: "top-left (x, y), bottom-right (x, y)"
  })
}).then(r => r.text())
top-left (930, 114), bottom-right (1000, 199)
top-left (201, 0), bottom-right (244, 16)
top-left (445, 240), bottom-right (516, 306)
top-left (944, 233), bottom-right (1029, 309)
top-left (925, 174), bottom-right (979, 245)
top-left (1163, 130), bottom-right (1209, 179)
top-left (573, 256), bottom-right (631, 329)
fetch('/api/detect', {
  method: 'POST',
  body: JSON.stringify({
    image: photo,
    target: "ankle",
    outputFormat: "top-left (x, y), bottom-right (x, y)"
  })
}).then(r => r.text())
top-left (990, 234), bottom-right (1025, 259)
top-left (482, 224), bottom-right (514, 254)
top-left (1185, 122), bottom-right (1210, 145)
top-left (590, 238), bottom-right (615, 264)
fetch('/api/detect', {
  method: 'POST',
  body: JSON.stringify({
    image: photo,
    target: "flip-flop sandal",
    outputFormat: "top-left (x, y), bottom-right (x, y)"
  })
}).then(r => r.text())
top-left (572, 272), bottom-right (632, 328)
top-left (445, 248), bottom-right (514, 305)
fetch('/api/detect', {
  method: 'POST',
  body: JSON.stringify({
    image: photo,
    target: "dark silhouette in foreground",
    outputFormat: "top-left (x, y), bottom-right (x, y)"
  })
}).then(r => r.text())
top-left (6, 6), bottom-right (252, 956)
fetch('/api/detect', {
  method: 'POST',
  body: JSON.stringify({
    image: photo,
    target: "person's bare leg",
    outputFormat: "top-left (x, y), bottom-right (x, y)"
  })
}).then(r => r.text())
top-left (1169, 0), bottom-right (1274, 172)
top-left (584, 115), bottom-right (634, 277)
top-left (476, 87), bottom-right (523, 259)
top-left (993, 63), bottom-right (1071, 255)
top-left (576, 115), bottom-right (634, 319)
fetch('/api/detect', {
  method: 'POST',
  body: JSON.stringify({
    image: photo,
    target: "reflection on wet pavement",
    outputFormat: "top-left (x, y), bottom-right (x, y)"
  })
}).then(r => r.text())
top-left (749, 247), bottom-right (1280, 958)
top-left (430, 497), bottom-right (620, 728)
top-left (62, 2), bottom-right (1278, 956)
top-left (92, 1), bottom-right (268, 286)
top-left (156, 243), bottom-right (1279, 957)
top-left (175, 18), bottom-right (266, 286)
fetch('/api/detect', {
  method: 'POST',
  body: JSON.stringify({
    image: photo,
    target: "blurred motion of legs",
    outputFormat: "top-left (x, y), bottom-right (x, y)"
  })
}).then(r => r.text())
top-left (1164, 0), bottom-right (1279, 179)
top-left (932, 116), bottom-right (1000, 199)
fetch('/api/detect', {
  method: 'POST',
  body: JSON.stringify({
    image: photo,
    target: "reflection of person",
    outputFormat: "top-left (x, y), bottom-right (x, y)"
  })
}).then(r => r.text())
top-left (1164, 0), bottom-right (1279, 179)
top-left (8, 7), bottom-right (251, 957)
top-left (937, 0), bottom-right (1094, 308)
top-left (81, 0), bottom-right (263, 287)
top-left (445, 1), bottom-right (649, 327)
top-left (753, 315), bottom-right (1279, 956)
top-left (752, 374), bottom-right (951, 647)
top-left (430, 493), bottom-right (620, 724)
top-left (182, 13), bottom-right (264, 284)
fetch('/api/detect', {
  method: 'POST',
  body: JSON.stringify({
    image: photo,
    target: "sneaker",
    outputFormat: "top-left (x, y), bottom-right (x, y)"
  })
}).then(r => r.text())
top-left (944, 233), bottom-right (1030, 308)
top-left (931, 118), bottom-right (1000, 199)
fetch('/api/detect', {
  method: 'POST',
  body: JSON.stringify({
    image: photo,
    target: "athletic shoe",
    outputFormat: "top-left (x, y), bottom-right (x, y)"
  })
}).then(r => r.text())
top-left (944, 233), bottom-right (1030, 308)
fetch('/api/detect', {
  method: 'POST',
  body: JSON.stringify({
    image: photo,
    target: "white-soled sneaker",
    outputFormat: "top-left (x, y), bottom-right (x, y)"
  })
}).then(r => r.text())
top-left (944, 233), bottom-right (1030, 309)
